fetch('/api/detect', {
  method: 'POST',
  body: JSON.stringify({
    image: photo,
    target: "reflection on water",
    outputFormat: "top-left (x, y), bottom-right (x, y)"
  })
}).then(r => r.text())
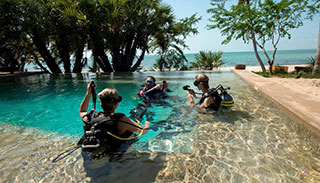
top-left (0, 71), bottom-right (319, 182)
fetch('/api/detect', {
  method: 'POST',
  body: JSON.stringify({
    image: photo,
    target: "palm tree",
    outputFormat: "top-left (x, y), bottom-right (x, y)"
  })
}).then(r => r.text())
top-left (192, 51), bottom-right (224, 70)
top-left (23, 0), bottom-right (62, 73)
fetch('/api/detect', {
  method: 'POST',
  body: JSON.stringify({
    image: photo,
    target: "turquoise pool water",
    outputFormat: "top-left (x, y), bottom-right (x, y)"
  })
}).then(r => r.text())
top-left (0, 71), bottom-right (319, 182)
top-left (0, 71), bottom-right (234, 152)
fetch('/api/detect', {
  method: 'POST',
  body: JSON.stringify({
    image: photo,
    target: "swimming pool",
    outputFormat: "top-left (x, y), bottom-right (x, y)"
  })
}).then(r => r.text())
top-left (0, 71), bottom-right (319, 182)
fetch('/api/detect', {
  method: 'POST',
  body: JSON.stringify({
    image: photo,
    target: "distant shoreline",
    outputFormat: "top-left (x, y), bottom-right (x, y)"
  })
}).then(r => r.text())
top-left (0, 64), bottom-right (311, 76)
top-left (145, 48), bottom-right (317, 56)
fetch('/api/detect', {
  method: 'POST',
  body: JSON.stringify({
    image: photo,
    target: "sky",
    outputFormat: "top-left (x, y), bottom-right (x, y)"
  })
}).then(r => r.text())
top-left (162, 0), bottom-right (319, 53)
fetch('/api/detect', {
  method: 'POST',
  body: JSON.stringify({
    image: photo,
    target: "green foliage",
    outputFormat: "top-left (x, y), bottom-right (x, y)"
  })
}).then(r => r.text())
top-left (207, 0), bottom-right (307, 73)
top-left (191, 51), bottom-right (224, 70)
top-left (208, 0), bottom-right (306, 45)
top-left (0, 0), bottom-right (199, 73)
top-left (153, 50), bottom-right (189, 71)
top-left (255, 70), bottom-right (320, 78)
top-left (309, 56), bottom-right (315, 69)
top-left (0, 0), bottom-right (29, 72)
top-left (151, 13), bottom-right (200, 71)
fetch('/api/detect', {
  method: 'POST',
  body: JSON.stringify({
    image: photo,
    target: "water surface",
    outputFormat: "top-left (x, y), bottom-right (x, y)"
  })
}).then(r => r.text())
top-left (0, 71), bottom-right (319, 182)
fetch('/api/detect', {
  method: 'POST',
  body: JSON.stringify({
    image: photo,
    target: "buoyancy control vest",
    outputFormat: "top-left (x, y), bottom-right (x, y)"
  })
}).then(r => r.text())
top-left (197, 85), bottom-right (234, 111)
top-left (79, 110), bottom-right (141, 153)
top-left (198, 90), bottom-right (222, 111)
top-left (138, 85), bottom-right (166, 99)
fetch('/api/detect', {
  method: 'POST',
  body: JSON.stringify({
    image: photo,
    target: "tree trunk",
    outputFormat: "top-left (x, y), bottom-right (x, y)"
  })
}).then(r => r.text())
top-left (251, 31), bottom-right (266, 73)
top-left (32, 53), bottom-right (50, 73)
top-left (90, 32), bottom-right (113, 72)
top-left (56, 32), bottom-right (71, 73)
top-left (97, 46), bottom-right (113, 72)
top-left (312, 21), bottom-right (320, 75)
top-left (9, 57), bottom-right (17, 74)
top-left (72, 43), bottom-right (85, 73)
top-left (244, 0), bottom-right (266, 72)
top-left (32, 29), bottom-right (61, 73)
top-left (258, 44), bottom-right (273, 73)
top-left (131, 48), bottom-right (146, 71)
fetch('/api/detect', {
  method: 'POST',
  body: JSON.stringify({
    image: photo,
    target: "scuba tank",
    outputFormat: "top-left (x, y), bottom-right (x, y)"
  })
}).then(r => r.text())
top-left (185, 84), bottom-right (234, 109)
top-left (220, 90), bottom-right (234, 108)
top-left (214, 84), bottom-right (234, 108)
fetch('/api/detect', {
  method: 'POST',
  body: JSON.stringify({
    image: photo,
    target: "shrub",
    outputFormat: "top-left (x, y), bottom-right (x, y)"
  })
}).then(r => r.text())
top-left (191, 51), bottom-right (224, 70)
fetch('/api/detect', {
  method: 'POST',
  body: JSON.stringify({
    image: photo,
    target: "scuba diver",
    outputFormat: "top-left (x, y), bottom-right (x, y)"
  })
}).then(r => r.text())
top-left (132, 76), bottom-right (172, 121)
top-left (138, 76), bottom-right (170, 100)
top-left (78, 81), bottom-right (150, 158)
top-left (185, 74), bottom-right (234, 111)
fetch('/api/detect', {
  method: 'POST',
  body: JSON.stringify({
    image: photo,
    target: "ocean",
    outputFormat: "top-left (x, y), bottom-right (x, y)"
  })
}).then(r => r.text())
top-left (25, 49), bottom-right (316, 71)
top-left (141, 49), bottom-right (317, 69)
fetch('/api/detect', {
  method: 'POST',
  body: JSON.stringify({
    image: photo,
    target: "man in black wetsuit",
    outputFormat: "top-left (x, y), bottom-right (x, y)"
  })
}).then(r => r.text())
top-left (79, 82), bottom-right (150, 151)
top-left (187, 74), bottom-right (221, 111)
top-left (138, 76), bottom-right (169, 99)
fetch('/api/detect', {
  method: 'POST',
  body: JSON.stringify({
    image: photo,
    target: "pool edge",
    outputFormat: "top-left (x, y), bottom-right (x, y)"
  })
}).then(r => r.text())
top-left (231, 69), bottom-right (320, 136)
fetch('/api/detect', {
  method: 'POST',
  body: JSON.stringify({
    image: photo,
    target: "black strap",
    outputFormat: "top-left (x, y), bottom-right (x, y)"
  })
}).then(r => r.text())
top-left (91, 82), bottom-right (96, 110)
top-left (52, 145), bottom-right (80, 162)
top-left (86, 111), bottom-right (143, 130)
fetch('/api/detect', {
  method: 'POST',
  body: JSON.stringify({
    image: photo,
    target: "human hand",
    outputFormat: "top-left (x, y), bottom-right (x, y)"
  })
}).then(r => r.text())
top-left (188, 89), bottom-right (196, 97)
top-left (87, 81), bottom-right (95, 94)
top-left (144, 121), bottom-right (150, 129)
top-left (154, 84), bottom-right (162, 90)
top-left (188, 94), bottom-right (195, 105)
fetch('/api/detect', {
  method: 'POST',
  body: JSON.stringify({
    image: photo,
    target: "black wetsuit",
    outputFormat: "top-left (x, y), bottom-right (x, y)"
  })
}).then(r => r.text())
top-left (139, 86), bottom-right (166, 99)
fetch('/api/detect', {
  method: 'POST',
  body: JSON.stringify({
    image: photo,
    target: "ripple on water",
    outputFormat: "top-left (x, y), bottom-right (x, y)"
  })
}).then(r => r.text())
top-left (1, 72), bottom-right (320, 182)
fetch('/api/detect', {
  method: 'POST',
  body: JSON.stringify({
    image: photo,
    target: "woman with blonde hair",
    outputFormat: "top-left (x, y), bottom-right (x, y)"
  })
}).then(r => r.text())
top-left (187, 74), bottom-right (221, 111)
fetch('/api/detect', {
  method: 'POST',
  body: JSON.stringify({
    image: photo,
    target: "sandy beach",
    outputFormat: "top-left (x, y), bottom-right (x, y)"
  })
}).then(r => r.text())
top-left (226, 65), bottom-right (320, 101)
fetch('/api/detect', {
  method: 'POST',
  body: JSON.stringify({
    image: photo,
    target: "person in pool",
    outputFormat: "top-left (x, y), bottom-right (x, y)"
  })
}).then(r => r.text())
top-left (187, 74), bottom-right (221, 111)
top-left (138, 76), bottom-right (170, 99)
top-left (80, 82), bottom-right (150, 150)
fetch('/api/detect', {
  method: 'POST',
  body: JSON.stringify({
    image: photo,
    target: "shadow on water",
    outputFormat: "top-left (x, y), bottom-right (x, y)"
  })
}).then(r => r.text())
top-left (197, 108), bottom-right (253, 125)
top-left (81, 150), bottom-right (166, 183)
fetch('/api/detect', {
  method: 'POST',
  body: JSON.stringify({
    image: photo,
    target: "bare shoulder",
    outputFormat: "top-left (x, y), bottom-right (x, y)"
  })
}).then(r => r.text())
top-left (119, 115), bottom-right (133, 123)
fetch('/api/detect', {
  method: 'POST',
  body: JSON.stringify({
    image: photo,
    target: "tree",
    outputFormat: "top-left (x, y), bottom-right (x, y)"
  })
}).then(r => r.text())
top-left (191, 51), bottom-right (224, 70)
top-left (208, 0), bottom-right (307, 73)
top-left (1, 0), bottom-right (199, 73)
top-left (0, 0), bottom-right (27, 73)
top-left (151, 13), bottom-right (200, 71)
top-left (23, 0), bottom-right (62, 73)
top-left (306, 0), bottom-right (320, 75)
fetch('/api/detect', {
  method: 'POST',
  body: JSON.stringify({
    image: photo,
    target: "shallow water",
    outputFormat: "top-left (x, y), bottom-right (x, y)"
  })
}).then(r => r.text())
top-left (0, 71), bottom-right (319, 182)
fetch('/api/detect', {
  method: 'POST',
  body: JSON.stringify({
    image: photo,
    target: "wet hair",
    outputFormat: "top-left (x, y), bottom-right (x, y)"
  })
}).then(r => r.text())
top-left (98, 88), bottom-right (121, 111)
top-left (195, 74), bottom-right (209, 88)
top-left (146, 76), bottom-right (156, 82)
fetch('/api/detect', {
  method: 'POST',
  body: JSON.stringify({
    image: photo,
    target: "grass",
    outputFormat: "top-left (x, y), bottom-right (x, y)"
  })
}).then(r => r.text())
top-left (254, 70), bottom-right (320, 79)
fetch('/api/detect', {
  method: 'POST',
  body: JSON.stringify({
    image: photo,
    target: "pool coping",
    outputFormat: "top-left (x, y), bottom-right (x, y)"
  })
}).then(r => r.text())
top-left (231, 69), bottom-right (320, 135)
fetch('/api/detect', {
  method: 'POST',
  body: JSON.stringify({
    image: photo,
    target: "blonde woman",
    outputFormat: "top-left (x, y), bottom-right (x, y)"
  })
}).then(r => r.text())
top-left (187, 74), bottom-right (221, 111)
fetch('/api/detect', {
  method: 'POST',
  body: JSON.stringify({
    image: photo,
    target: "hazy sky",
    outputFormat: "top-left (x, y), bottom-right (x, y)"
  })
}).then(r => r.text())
top-left (163, 0), bottom-right (319, 53)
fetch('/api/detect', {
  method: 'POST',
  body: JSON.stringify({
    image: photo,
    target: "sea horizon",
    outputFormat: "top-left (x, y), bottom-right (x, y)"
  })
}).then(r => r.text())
top-left (25, 48), bottom-right (316, 71)
top-left (141, 48), bottom-right (317, 69)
